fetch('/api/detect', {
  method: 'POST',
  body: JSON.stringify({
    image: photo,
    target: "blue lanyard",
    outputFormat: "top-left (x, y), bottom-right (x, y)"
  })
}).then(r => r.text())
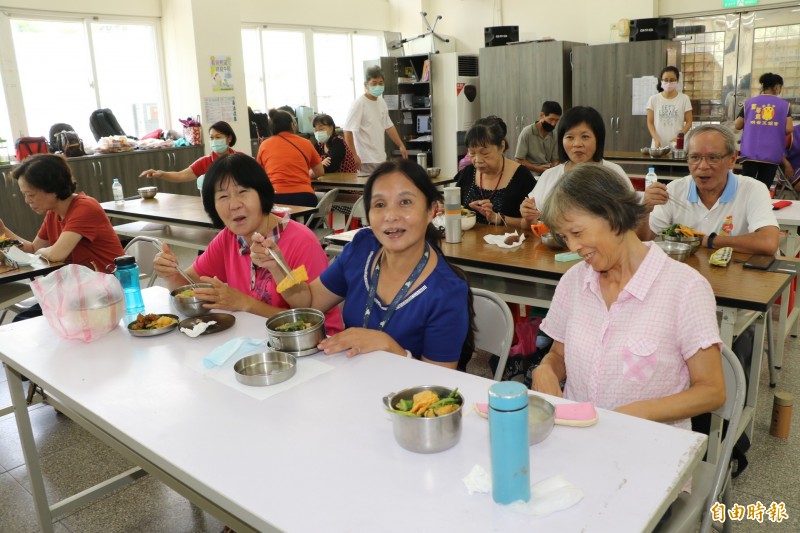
top-left (363, 243), bottom-right (430, 331)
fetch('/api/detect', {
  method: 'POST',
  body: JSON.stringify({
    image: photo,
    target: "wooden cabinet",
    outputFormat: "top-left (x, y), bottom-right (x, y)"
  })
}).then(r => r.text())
top-left (572, 41), bottom-right (682, 152)
top-left (0, 146), bottom-right (204, 240)
top-left (378, 54), bottom-right (435, 165)
top-left (479, 41), bottom-right (586, 156)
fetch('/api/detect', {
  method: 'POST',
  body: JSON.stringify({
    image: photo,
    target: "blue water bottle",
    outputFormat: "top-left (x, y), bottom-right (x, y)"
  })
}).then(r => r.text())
top-left (489, 381), bottom-right (531, 504)
top-left (114, 255), bottom-right (145, 315)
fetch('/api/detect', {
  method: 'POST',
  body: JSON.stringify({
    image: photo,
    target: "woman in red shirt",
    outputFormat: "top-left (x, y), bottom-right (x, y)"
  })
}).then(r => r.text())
top-left (256, 109), bottom-right (324, 207)
top-left (138, 121), bottom-right (242, 188)
top-left (0, 154), bottom-right (124, 271)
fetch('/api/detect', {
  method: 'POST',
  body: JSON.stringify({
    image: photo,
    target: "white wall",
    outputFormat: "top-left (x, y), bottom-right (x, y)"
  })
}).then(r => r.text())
top-left (422, 0), bottom-right (658, 52)
top-left (240, 0), bottom-right (391, 29)
top-left (0, 0), bottom-right (160, 17)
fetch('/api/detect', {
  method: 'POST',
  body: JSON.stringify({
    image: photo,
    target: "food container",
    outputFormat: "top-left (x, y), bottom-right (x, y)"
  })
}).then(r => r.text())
top-left (528, 395), bottom-right (556, 445)
top-left (662, 234), bottom-right (701, 254)
top-left (649, 147), bottom-right (671, 157)
top-left (672, 149), bottom-right (686, 159)
top-left (540, 232), bottom-right (566, 250)
top-left (265, 308), bottom-right (325, 354)
top-left (383, 385), bottom-right (463, 453)
top-left (170, 283), bottom-right (213, 317)
top-left (127, 314), bottom-right (180, 337)
top-left (138, 186), bottom-right (158, 199)
top-left (426, 167), bottom-right (441, 178)
top-left (234, 351), bottom-right (297, 386)
top-left (461, 213), bottom-right (477, 231)
top-left (655, 241), bottom-right (692, 262)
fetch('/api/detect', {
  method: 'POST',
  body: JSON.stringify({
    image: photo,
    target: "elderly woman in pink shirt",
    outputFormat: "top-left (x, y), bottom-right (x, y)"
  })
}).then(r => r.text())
top-left (531, 164), bottom-right (725, 430)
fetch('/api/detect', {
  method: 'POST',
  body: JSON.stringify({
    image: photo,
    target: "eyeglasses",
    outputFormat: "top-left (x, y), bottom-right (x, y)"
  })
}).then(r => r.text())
top-left (661, 78), bottom-right (679, 83)
top-left (687, 153), bottom-right (730, 165)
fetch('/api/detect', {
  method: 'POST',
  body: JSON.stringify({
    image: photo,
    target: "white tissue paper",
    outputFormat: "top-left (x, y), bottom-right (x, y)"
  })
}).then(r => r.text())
top-left (483, 231), bottom-right (526, 249)
top-left (462, 465), bottom-right (583, 517)
top-left (180, 320), bottom-right (217, 338)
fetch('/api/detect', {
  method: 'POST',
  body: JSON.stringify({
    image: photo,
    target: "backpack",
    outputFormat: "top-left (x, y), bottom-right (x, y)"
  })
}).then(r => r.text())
top-left (15, 137), bottom-right (49, 162)
top-left (89, 108), bottom-right (128, 141)
top-left (49, 122), bottom-right (75, 153)
top-left (56, 131), bottom-right (86, 157)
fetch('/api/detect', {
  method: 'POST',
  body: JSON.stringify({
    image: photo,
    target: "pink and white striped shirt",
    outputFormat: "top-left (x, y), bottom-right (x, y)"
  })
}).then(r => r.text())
top-left (541, 242), bottom-right (722, 430)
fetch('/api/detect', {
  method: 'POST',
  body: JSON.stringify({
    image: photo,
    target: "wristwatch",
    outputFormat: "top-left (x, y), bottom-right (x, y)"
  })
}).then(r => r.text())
top-left (707, 232), bottom-right (718, 249)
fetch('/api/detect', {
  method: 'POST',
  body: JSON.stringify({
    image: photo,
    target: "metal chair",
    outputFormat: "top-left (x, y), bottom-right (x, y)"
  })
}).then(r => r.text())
top-left (471, 287), bottom-right (515, 381)
top-left (305, 188), bottom-right (339, 243)
top-left (344, 196), bottom-right (366, 230)
top-left (123, 236), bottom-right (162, 288)
top-left (660, 345), bottom-right (747, 533)
top-left (0, 281), bottom-right (35, 324)
top-left (772, 166), bottom-right (798, 200)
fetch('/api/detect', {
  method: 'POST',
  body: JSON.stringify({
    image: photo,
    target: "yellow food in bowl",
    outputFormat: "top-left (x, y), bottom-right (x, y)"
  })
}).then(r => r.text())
top-left (176, 289), bottom-right (195, 299)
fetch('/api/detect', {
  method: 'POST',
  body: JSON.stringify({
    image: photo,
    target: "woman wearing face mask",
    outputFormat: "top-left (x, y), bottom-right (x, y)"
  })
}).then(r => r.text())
top-left (646, 66), bottom-right (693, 149)
top-left (312, 114), bottom-right (359, 173)
top-left (520, 106), bottom-right (632, 228)
top-left (139, 121), bottom-right (241, 187)
top-left (256, 109), bottom-right (324, 208)
top-left (734, 72), bottom-right (794, 189)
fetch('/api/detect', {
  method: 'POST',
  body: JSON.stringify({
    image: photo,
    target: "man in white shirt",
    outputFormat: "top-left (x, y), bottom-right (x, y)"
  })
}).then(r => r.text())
top-left (640, 124), bottom-right (779, 255)
top-left (514, 101), bottom-right (561, 176)
top-left (343, 66), bottom-right (407, 173)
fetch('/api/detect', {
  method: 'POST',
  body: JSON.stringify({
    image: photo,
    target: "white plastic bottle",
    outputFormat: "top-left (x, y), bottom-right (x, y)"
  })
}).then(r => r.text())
top-left (112, 178), bottom-right (124, 205)
top-left (645, 167), bottom-right (658, 188)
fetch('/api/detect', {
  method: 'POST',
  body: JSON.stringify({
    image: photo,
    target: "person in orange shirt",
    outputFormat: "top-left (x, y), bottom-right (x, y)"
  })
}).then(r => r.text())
top-left (256, 109), bottom-right (324, 207)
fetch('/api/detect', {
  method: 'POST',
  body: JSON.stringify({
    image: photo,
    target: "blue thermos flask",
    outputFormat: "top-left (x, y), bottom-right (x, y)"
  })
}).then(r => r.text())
top-left (489, 381), bottom-right (531, 504)
top-left (114, 255), bottom-right (145, 315)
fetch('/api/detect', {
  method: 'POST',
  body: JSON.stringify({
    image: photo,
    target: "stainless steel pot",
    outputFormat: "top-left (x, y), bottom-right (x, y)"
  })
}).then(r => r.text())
top-left (265, 308), bottom-right (325, 353)
top-left (383, 385), bottom-right (463, 453)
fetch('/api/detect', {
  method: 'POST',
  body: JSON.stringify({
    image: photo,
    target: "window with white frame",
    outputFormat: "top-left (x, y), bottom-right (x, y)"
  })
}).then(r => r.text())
top-left (7, 16), bottom-right (164, 146)
top-left (242, 26), bottom-right (384, 127)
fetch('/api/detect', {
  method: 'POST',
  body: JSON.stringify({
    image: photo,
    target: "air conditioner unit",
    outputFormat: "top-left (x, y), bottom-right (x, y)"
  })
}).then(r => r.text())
top-left (432, 54), bottom-right (480, 177)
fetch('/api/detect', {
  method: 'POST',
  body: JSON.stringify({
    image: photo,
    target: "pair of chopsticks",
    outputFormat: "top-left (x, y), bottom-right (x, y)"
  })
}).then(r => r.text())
top-left (268, 248), bottom-right (296, 283)
top-left (669, 196), bottom-right (691, 210)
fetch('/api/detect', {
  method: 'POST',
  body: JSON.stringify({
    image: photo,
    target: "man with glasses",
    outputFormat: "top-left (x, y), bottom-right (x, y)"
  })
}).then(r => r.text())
top-left (640, 124), bottom-right (779, 255)
top-left (514, 101), bottom-right (562, 176)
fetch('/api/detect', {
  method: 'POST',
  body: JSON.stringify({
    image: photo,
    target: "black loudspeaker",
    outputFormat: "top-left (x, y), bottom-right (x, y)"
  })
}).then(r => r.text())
top-left (629, 18), bottom-right (674, 41)
top-left (484, 26), bottom-right (519, 47)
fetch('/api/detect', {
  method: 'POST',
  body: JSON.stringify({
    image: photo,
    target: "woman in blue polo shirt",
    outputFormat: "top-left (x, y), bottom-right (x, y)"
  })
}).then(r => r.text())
top-left (252, 159), bottom-right (475, 370)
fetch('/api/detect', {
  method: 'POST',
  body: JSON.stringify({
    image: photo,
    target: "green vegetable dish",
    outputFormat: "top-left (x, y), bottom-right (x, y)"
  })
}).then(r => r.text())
top-left (274, 319), bottom-right (313, 332)
top-left (389, 388), bottom-right (462, 418)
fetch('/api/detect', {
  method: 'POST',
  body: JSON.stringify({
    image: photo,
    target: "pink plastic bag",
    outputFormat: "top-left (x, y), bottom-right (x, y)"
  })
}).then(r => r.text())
top-left (31, 264), bottom-right (125, 343)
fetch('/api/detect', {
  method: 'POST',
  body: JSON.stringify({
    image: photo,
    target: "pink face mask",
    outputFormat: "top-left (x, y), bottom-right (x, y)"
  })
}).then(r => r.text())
top-left (661, 81), bottom-right (678, 92)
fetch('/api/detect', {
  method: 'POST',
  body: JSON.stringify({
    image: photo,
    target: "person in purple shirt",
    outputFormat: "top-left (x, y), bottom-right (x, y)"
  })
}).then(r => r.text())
top-left (734, 72), bottom-right (794, 189)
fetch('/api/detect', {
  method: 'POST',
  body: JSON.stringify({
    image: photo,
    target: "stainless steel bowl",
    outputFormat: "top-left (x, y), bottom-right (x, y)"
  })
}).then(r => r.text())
top-left (540, 232), bottom-right (566, 250)
top-left (265, 308), bottom-right (325, 353)
top-left (170, 283), bottom-right (213, 317)
top-left (649, 147), bottom-right (671, 157)
top-left (138, 186), bottom-right (158, 199)
top-left (662, 234), bottom-right (701, 255)
top-left (655, 241), bottom-right (692, 262)
top-left (234, 351), bottom-right (297, 386)
top-left (528, 395), bottom-right (556, 445)
top-left (426, 167), bottom-right (441, 178)
top-left (383, 385), bottom-right (463, 453)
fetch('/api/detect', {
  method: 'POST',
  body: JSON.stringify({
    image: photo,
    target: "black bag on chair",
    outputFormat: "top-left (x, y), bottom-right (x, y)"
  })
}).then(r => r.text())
top-left (89, 108), bottom-right (129, 141)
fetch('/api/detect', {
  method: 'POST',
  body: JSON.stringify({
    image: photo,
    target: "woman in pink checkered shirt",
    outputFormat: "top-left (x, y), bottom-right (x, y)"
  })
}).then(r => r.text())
top-left (531, 164), bottom-right (726, 430)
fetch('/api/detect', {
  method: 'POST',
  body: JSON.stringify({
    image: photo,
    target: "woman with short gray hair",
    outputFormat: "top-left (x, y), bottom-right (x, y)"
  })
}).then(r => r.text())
top-left (533, 163), bottom-right (726, 431)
